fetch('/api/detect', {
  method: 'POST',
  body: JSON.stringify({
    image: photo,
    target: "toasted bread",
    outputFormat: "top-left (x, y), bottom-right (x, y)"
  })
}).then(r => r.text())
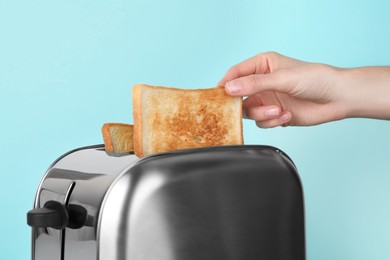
top-left (102, 123), bottom-right (134, 153)
top-left (132, 84), bottom-right (243, 157)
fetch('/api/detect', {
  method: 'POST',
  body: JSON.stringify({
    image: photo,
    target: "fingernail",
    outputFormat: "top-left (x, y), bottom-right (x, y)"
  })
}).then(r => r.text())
top-left (279, 112), bottom-right (291, 122)
top-left (225, 81), bottom-right (241, 93)
top-left (265, 107), bottom-right (280, 118)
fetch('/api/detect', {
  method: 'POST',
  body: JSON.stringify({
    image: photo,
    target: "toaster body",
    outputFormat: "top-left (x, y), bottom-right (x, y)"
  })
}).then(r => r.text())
top-left (28, 145), bottom-right (305, 260)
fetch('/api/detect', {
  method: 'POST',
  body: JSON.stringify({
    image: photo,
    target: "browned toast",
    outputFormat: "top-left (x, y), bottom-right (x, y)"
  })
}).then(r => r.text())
top-left (102, 123), bottom-right (134, 153)
top-left (132, 84), bottom-right (243, 157)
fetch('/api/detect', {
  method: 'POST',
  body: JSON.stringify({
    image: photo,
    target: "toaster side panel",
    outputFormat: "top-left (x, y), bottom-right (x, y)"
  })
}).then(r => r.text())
top-left (98, 146), bottom-right (305, 260)
top-left (30, 145), bottom-right (140, 260)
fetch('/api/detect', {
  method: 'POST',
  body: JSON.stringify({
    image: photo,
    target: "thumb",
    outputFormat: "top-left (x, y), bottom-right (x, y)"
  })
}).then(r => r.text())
top-left (224, 72), bottom-right (290, 97)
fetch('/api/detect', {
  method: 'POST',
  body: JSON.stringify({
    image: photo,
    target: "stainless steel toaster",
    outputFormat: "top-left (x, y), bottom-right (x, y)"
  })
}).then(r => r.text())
top-left (27, 145), bottom-right (305, 260)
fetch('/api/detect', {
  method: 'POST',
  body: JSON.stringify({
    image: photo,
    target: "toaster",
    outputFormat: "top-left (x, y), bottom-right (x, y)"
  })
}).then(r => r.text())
top-left (27, 144), bottom-right (305, 260)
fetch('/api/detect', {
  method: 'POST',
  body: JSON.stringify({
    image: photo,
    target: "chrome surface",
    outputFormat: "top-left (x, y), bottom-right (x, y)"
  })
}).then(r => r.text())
top-left (32, 145), bottom-right (139, 260)
top-left (31, 145), bottom-right (305, 260)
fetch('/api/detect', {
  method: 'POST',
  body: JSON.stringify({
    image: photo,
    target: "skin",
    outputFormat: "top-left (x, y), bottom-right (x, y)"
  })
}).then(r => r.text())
top-left (219, 52), bottom-right (390, 128)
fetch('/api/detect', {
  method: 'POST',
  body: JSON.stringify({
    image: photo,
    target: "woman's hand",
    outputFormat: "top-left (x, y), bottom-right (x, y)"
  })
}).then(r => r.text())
top-left (219, 52), bottom-right (390, 128)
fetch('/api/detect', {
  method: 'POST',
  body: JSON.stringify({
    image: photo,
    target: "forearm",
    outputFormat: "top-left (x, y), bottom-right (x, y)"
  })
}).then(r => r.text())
top-left (338, 66), bottom-right (390, 120)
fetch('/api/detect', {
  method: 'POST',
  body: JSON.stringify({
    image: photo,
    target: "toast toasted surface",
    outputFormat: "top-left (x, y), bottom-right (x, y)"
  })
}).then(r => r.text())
top-left (132, 84), bottom-right (243, 157)
top-left (102, 123), bottom-right (134, 153)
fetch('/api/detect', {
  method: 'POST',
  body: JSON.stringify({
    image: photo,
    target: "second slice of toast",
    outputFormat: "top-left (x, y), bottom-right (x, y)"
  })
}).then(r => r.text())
top-left (133, 84), bottom-right (243, 157)
top-left (102, 123), bottom-right (134, 153)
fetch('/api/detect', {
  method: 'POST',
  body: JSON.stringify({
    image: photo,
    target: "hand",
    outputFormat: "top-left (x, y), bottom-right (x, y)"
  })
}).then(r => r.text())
top-left (219, 52), bottom-right (346, 127)
top-left (219, 52), bottom-right (390, 128)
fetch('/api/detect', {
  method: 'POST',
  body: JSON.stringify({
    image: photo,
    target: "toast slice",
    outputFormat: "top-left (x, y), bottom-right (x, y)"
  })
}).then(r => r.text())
top-left (102, 123), bottom-right (134, 153)
top-left (132, 84), bottom-right (243, 157)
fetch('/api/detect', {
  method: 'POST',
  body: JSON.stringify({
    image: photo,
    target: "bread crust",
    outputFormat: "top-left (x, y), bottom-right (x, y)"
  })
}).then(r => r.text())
top-left (238, 97), bottom-right (244, 144)
top-left (132, 84), bottom-right (243, 157)
top-left (102, 123), bottom-right (114, 152)
top-left (132, 85), bottom-right (143, 157)
top-left (218, 84), bottom-right (243, 144)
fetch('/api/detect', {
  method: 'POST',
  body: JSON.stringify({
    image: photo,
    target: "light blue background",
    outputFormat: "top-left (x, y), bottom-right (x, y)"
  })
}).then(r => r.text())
top-left (1, 0), bottom-right (389, 259)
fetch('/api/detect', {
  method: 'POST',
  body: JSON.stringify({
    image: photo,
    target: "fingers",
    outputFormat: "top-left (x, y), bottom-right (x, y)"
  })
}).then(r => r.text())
top-left (220, 52), bottom-right (306, 96)
top-left (255, 111), bottom-right (292, 128)
top-left (243, 104), bottom-right (292, 128)
top-left (218, 56), bottom-right (259, 86)
top-left (218, 52), bottom-right (277, 86)
top-left (225, 72), bottom-right (290, 97)
top-left (244, 105), bottom-right (281, 120)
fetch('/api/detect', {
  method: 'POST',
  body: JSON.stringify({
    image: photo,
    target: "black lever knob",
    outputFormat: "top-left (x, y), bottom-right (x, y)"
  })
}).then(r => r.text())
top-left (27, 200), bottom-right (69, 230)
top-left (67, 204), bottom-right (87, 229)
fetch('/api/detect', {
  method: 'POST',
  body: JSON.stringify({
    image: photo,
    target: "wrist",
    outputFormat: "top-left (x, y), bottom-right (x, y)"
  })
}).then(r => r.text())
top-left (340, 67), bottom-right (390, 120)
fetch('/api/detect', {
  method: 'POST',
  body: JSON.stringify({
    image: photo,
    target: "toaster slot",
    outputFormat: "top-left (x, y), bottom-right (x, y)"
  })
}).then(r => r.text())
top-left (60, 181), bottom-right (76, 260)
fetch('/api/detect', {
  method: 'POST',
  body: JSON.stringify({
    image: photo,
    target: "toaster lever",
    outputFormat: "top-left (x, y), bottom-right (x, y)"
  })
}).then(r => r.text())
top-left (27, 200), bottom-right (69, 230)
top-left (67, 204), bottom-right (87, 229)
